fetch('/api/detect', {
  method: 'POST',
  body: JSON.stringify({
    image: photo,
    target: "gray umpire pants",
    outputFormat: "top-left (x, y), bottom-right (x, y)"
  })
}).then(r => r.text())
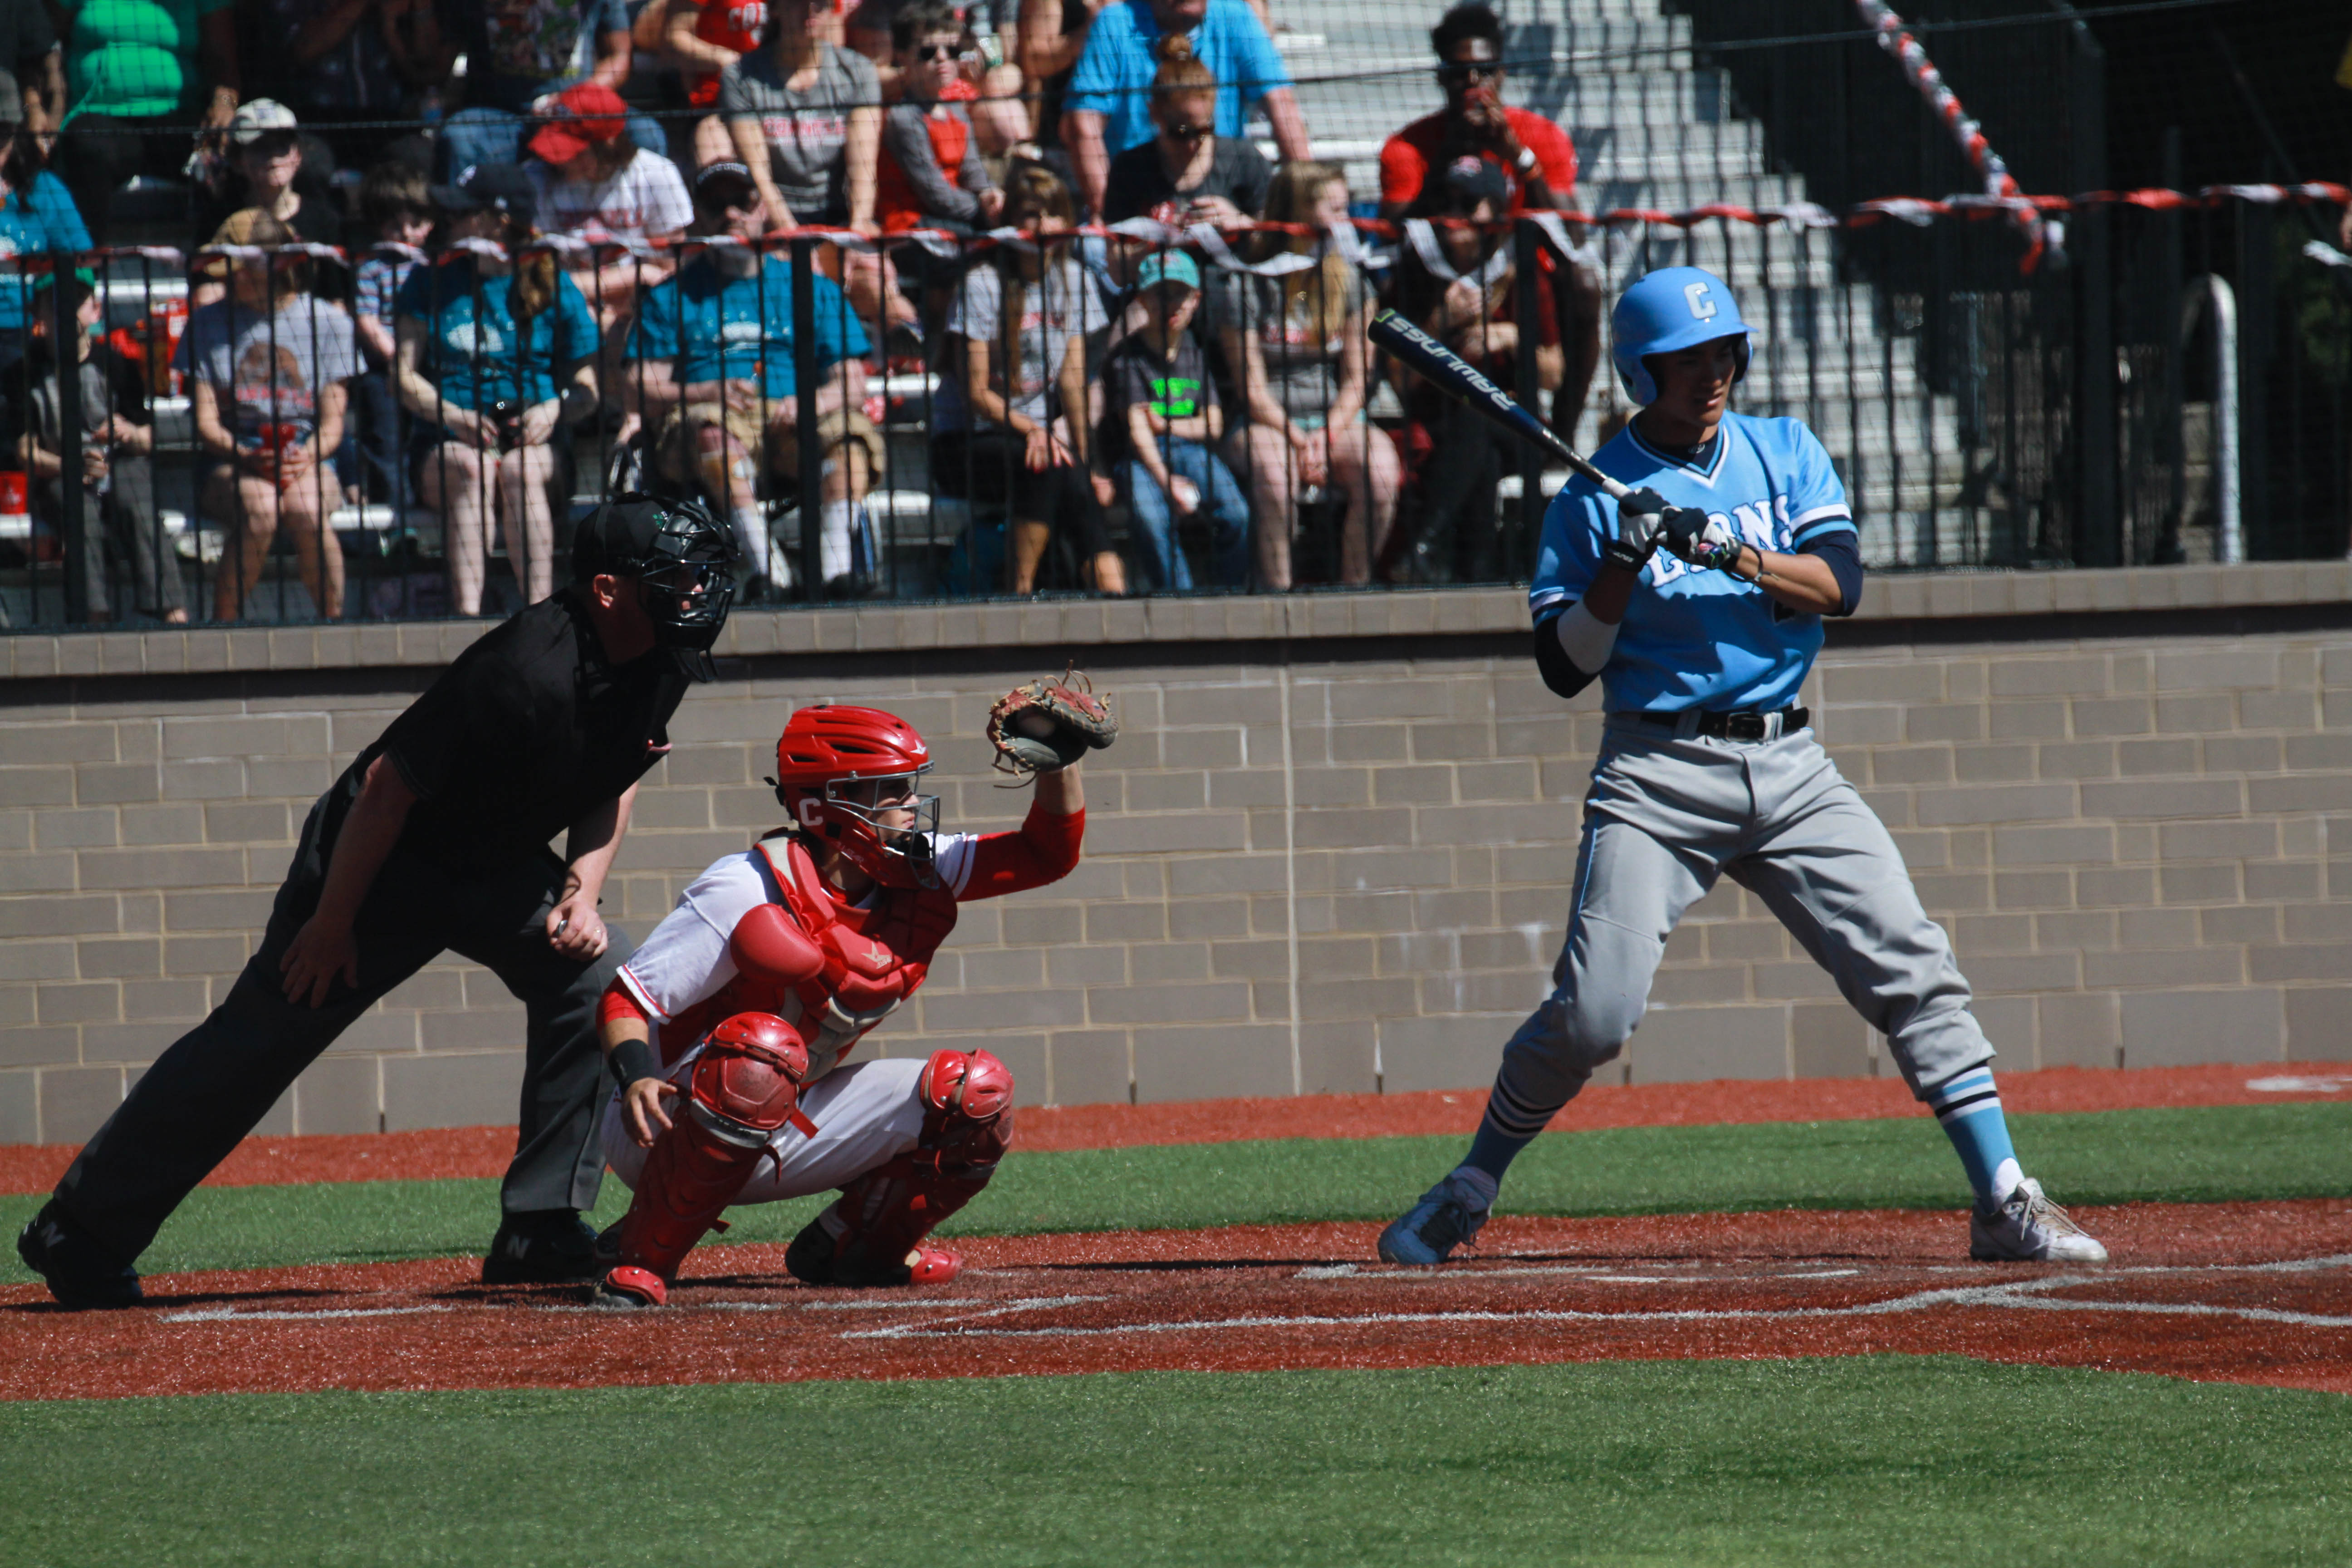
top-left (1491, 713), bottom-right (1994, 1126)
top-left (51, 787), bottom-right (629, 1266)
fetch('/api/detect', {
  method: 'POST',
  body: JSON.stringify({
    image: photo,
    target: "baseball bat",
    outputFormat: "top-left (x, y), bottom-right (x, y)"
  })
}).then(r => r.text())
top-left (1367, 308), bottom-right (1633, 501)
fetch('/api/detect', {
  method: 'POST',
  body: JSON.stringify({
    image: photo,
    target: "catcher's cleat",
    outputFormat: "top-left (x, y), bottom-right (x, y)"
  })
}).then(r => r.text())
top-left (590, 1265), bottom-right (670, 1309)
top-left (784, 1215), bottom-right (964, 1287)
top-left (1970, 1177), bottom-right (2108, 1264)
top-left (1377, 1172), bottom-right (1493, 1266)
top-left (16, 1204), bottom-right (142, 1310)
top-left (480, 1210), bottom-right (605, 1284)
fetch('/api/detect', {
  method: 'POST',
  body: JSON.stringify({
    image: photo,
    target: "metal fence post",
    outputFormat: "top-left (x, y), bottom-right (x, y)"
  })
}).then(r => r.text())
top-left (2233, 200), bottom-right (2272, 557)
top-left (1513, 218), bottom-right (1544, 562)
top-left (54, 262), bottom-right (85, 622)
top-left (791, 235), bottom-right (821, 599)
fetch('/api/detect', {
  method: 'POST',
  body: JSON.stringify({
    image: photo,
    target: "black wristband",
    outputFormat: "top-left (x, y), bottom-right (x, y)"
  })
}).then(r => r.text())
top-left (1601, 537), bottom-right (1653, 573)
top-left (608, 1037), bottom-right (661, 1090)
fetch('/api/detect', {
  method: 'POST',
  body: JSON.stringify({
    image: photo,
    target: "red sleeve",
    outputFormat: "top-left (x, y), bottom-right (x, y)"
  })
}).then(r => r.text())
top-left (1531, 269), bottom-right (1561, 347)
top-left (960, 799), bottom-right (1085, 900)
top-left (1378, 126), bottom-right (1430, 211)
top-left (1517, 111), bottom-right (1578, 199)
top-left (599, 981), bottom-right (649, 1030)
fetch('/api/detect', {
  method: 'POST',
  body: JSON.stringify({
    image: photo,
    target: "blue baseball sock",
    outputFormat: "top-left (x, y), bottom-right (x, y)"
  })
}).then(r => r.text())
top-left (1462, 1122), bottom-right (1534, 1186)
top-left (1923, 1066), bottom-right (2023, 1209)
top-left (1449, 1068), bottom-right (1562, 1201)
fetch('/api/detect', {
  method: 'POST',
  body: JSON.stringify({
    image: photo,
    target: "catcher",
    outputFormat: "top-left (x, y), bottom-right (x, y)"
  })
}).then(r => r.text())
top-left (588, 675), bottom-right (1115, 1306)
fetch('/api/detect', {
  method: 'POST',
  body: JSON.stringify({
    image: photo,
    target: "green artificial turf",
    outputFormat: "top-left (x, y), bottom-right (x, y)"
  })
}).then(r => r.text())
top-left (1, 1359), bottom-right (2347, 1566)
top-left (3, 1101), bottom-right (2347, 1279)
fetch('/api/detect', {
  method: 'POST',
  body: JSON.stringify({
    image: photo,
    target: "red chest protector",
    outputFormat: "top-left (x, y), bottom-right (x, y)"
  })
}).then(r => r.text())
top-left (664, 833), bottom-right (960, 1078)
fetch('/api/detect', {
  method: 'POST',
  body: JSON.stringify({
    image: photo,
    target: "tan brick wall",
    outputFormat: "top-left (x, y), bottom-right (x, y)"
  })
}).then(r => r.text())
top-left (5, 566), bottom-right (2351, 1144)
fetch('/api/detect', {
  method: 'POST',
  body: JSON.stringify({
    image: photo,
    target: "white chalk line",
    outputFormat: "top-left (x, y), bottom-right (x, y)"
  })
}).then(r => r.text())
top-left (161, 1304), bottom-right (454, 1323)
top-left (1298, 1252), bottom-right (2352, 1284)
top-left (147, 1256), bottom-right (2352, 1329)
top-left (845, 1259), bottom-right (2352, 1340)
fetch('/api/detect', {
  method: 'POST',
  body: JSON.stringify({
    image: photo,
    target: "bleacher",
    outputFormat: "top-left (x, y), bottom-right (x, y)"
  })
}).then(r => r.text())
top-left (0, 0), bottom-right (1999, 626)
top-left (1272, 0), bottom-right (1993, 567)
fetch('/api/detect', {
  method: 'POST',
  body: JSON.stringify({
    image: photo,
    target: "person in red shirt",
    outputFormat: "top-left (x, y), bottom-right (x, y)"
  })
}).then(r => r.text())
top-left (875, 0), bottom-right (1006, 233)
top-left (1377, 2), bottom-right (1600, 444)
top-left (1382, 156), bottom-right (1562, 585)
top-left (590, 700), bottom-right (1102, 1306)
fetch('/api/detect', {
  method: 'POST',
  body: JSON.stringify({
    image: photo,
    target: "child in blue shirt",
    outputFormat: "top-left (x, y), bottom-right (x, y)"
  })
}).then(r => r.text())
top-left (1102, 250), bottom-right (1247, 590)
top-left (348, 162), bottom-right (434, 514)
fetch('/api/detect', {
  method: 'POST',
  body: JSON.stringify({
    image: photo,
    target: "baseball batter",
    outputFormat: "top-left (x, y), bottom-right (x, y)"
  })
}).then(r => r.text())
top-left (1381, 266), bottom-right (2106, 1268)
top-left (588, 680), bottom-right (1115, 1306)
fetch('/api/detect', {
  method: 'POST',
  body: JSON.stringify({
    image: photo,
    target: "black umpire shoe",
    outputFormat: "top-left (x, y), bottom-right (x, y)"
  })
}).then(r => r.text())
top-left (16, 1203), bottom-right (143, 1310)
top-left (480, 1209), bottom-right (604, 1284)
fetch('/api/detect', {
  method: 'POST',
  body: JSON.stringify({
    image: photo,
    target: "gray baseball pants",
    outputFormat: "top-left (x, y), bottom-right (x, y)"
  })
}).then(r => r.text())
top-left (1487, 712), bottom-right (1993, 1133)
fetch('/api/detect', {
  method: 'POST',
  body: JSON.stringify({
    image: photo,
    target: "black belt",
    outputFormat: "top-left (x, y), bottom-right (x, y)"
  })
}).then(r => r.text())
top-left (1629, 706), bottom-right (1809, 741)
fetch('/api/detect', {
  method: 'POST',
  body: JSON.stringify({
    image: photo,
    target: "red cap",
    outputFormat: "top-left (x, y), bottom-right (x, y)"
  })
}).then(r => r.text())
top-left (527, 82), bottom-right (631, 165)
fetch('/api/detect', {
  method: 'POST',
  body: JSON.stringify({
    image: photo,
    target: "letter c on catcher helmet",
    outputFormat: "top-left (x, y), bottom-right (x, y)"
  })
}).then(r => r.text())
top-left (767, 705), bottom-right (945, 890)
top-left (1610, 265), bottom-right (1753, 406)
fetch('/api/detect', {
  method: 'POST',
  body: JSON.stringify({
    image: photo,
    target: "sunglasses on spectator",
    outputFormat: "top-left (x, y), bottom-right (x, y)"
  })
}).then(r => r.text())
top-left (911, 43), bottom-right (958, 60)
top-left (1161, 122), bottom-right (1209, 142)
top-left (1441, 63), bottom-right (1500, 84)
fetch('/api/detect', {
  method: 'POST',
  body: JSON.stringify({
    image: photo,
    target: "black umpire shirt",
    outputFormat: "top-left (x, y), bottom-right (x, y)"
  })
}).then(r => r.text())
top-left (315, 592), bottom-right (693, 878)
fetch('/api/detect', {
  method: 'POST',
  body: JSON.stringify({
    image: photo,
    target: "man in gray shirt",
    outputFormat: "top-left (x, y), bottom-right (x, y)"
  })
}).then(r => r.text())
top-left (720, 0), bottom-right (885, 227)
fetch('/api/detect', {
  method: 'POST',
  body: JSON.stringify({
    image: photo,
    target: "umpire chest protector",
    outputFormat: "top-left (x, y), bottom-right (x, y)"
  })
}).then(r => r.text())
top-left (667, 833), bottom-right (959, 1080)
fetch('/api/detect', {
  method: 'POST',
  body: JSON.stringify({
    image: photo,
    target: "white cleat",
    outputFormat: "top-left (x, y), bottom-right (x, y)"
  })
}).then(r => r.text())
top-left (1970, 1177), bottom-right (2108, 1264)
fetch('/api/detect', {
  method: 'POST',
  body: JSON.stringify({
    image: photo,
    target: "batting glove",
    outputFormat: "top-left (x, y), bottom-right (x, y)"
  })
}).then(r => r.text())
top-left (1603, 487), bottom-right (1670, 573)
top-left (1662, 506), bottom-right (1745, 573)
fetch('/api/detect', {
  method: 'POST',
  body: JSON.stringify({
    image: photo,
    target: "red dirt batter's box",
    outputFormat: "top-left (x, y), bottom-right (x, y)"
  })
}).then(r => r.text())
top-left (5, 1201), bottom-right (2348, 1403)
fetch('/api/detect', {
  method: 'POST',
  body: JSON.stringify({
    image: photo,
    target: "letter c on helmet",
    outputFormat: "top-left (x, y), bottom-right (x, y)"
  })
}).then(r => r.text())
top-left (1684, 281), bottom-right (1716, 320)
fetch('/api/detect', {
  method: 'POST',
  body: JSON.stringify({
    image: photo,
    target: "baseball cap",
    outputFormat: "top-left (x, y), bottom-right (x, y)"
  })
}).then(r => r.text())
top-left (429, 163), bottom-right (539, 230)
top-left (527, 82), bottom-right (631, 166)
top-left (1439, 153), bottom-right (1510, 211)
top-left (230, 98), bottom-right (299, 146)
top-left (1134, 250), bottom-right (1200, 294)
top-left (692, 161), bottom-right (760, 205)
top-left (32, 265), bottom-right (98, 299)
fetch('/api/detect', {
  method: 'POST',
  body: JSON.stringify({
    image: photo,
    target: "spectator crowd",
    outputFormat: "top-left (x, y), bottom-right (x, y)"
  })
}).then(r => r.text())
top-left (0, 0), bottom-right (1610, 618)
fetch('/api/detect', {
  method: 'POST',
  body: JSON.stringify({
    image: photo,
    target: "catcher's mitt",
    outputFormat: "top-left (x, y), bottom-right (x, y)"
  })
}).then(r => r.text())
top-left (987, 666), bottom-right (1117, 775)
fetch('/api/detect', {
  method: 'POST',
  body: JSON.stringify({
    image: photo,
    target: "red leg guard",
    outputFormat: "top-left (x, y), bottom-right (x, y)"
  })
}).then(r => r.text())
top-left (604, 1014), bottom-right (808, 1292)
top-left (787, 1048), bottom-right (1014, 1288)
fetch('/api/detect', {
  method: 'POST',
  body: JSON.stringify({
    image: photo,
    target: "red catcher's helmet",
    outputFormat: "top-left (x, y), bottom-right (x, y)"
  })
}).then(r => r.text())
top-left (768, 705), bottom-right (943, 889)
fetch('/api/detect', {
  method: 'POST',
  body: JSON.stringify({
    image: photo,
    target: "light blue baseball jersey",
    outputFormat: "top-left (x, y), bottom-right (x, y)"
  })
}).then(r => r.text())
top-left (1529, 410), bottom-right (1857, 713)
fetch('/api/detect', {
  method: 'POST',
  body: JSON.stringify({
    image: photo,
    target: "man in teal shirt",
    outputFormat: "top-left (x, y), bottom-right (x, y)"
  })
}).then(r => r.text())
top-left (626, 161), bottom-right (881, 600)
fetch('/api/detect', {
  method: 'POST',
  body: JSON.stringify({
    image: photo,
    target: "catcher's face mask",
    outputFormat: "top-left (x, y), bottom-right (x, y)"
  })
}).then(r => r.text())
top-left (820, 769), bottom-right (943, 890)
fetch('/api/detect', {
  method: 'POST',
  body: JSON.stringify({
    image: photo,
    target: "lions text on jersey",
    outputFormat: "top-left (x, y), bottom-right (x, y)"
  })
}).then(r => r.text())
top-left (1530, 410), bottom-right (1857, 714)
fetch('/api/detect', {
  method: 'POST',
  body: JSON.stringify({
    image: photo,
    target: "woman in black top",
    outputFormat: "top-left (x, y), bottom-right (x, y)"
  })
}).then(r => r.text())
top-left (1101, 35), bottom-right (1270, 227)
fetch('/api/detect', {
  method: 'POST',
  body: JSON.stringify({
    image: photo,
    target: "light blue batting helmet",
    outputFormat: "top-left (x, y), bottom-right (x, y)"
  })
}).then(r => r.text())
top-left (1610, 266), bottom-right (1753, 404)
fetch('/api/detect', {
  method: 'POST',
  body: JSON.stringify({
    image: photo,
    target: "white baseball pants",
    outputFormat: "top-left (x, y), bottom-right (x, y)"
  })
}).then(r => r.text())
top-left (601, 1055), bottom-right (930, 1205)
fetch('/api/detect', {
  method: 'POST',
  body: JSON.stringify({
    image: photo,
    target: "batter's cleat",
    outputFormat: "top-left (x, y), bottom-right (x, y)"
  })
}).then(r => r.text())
top-left (784, 1215), bottom-right (964, 1287)
top-left (480, 1209), bottom-right (604, 1284)
top-left (1377, 1172), bottom-right (1492, 1265)
top-left (16, 1204), bottom-right (142, 1310)
top-left (1970, 1177), bottom-right (2109, 1264)
top-left (589, 1265), bottom-right (669, 1309)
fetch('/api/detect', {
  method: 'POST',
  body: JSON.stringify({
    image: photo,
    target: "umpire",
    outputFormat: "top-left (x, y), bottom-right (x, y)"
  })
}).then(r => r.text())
top-left (17, 497), bottom-right (738, 1308)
